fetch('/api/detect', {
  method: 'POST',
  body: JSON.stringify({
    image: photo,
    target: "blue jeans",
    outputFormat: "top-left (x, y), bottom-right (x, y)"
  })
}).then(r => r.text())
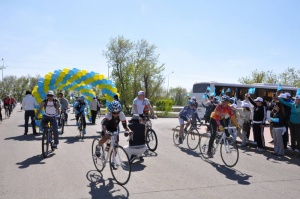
top-left (42, 115), bottom-right (59, 145)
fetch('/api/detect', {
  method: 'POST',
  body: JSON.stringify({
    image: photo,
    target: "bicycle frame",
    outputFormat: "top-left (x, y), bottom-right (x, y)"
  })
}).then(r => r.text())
top-left (212, 127), bottom-right (237, 154)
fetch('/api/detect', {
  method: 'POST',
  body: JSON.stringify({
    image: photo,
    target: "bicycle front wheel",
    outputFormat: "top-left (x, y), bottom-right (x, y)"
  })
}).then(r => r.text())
top-left (146, 129), bottom-right (158, 152)
top-left (187, 128), bottom-right (200, 150)
top-left (110, 145), bottom-right (131, 185)
top-left (42, 129), bottom-right (49, 158)
top-left (173, 126), bottom-right (180, 146)
top-left (220, 139), bottom-right (239, 167)
top-left (92, 138), bottom-right (105, 172)
top-left (199, 133), bottom-right (211, 159)
top-left (61, 119), bottom-right (65, 134)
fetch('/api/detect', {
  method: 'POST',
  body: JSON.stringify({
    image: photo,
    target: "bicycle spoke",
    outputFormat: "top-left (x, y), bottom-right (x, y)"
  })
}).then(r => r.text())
top-left (92, 139), bottom-right (105, 172)
top-left (146, 129), bottom-right (158, 152)
top-left (173, 126), bottom-right (180, 146)
top-left (110, 146), bottom-right (131, 185)
top-left (220, 140), bottom-right (239, 167)
top-left (187, 128), bottom-right (200, 150)
top-left (199, 133), bottom-right (210, 159)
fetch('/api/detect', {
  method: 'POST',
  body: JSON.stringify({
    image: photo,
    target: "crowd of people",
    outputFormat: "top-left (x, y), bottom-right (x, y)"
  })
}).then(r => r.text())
top-left (178, 91), bottom-right (300, 158)
top-left (0, 94), bottom-right (17, 122)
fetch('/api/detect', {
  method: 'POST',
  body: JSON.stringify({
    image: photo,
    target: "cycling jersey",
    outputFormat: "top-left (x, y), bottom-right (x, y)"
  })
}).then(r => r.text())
top-left (179, 106), bottom-right (196, 121)
top-left (132, 97), bottom-right (150, 115)
top-left (101, 112), bottom-right (127, 132)
top-left (210, 104), bottom-right (238, 127)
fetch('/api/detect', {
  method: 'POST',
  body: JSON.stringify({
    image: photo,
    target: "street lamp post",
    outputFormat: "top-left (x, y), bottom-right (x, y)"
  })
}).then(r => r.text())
top-left (167, 71), bottom-right (174, 96)
top-left (1, 58), bottom-right (8, 83)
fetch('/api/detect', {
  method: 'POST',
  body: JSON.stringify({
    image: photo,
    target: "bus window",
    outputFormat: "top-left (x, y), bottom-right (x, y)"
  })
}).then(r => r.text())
top-left (193, 83), bottom-right (209, 93)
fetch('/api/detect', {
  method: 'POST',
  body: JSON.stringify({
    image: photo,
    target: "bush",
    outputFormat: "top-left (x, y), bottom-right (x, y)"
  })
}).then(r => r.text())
top-left (155, 99), bottom-right (174, 116)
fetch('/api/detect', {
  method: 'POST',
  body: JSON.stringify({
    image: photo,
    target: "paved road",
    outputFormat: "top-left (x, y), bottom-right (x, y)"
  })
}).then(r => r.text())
top-left (0, 105), bottom-right (300, 199)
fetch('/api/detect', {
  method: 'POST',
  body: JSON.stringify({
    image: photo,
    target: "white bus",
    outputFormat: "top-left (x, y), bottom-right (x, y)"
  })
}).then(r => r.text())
top-left (192, 82), bottom-right (299, 119)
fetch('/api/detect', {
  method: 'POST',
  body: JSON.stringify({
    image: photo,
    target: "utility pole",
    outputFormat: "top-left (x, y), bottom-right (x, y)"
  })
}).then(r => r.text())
top-left (167, 71), bottom-right (174, 96)
top-left (0, 58), bottom-right (8, 83)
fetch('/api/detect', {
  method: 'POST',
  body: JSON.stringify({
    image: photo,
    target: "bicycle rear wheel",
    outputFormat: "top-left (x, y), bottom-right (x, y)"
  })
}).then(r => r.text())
top-left (173, 126), bottom-right (180, 146)
top-left (78, 117), bottom-right (84, 139)
top-left (110, 145), bottom-right (131, 185)
top-left (187, 128), bottom-right (200, 150)
top-left (61, 118), bottom-right (65, 134)
top-left (199, 133), bottom-right (211, 159)
top-left (146, 129), bottom-right (158, 152)
top-left (220, 139), bottom-right (239, 167)
top-left (92, 138), bottom-right (105, 172)
top-left (42, 129), bottom-right (49, 158)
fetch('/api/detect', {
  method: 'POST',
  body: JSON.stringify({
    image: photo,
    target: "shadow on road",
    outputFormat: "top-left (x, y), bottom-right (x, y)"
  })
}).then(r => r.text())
top-left (202, 158), bottom-right (253, 185)
top-left (16, 153), bottom-right (55, 169)
top-left (178, 146), bottom-right (200, 158)
top-left (5, 134), bottom-right (42, 141)
top-left (86, 170), bottom-right (129, 198)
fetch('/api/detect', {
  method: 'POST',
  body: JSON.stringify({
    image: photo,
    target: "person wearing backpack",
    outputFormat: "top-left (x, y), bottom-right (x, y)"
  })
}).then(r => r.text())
top-left (35, 90), bottom-right (60, 148)
top-left (74, 95), bottom-right (88, 134)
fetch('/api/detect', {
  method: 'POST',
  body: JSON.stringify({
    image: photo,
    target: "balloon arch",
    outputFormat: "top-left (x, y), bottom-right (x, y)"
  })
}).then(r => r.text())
top-left (32, 68), bottom-right (118, 105)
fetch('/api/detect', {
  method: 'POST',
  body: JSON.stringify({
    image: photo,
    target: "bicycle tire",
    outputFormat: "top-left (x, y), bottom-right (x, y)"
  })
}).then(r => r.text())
top-left (199, 133), bottom-right (212, 159)
top-left (50, 130), bottom-right (55, 151)
top-left (42, 129), bottom-right (49, 158)
top-left (187, 128), bottom-right (200, 150)
top-left (146, 129), bottom-right (158, 152)
top-left (173, 126), bottom-right (180, 146)
top-left (78, 117), bottom-right (83, 139)
top-left (92, 138), bottom-right (105, 172)
top-left (61, 119), bottom-right (65, 134)
top-left (110, 145), bottom-right (131, 185)
top-left (220, 139), bottom-right (239, 167)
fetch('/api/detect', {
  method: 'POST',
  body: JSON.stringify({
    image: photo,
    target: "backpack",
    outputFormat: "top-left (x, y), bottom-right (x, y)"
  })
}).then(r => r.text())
top-left (43, 98), bottom-right (59, 110)
top-left (75, 101), bottom-right (86, 112)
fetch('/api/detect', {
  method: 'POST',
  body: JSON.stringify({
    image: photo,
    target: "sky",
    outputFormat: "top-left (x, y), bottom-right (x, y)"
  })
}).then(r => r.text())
top-left (1, 0), bottom-right (300, 91)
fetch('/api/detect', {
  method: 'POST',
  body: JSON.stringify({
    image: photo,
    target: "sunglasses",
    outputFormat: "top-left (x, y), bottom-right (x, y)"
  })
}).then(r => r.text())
top-left (112, 112), bottom-right (120, 115)
top-left (47, 95), bottom-right (54, 97)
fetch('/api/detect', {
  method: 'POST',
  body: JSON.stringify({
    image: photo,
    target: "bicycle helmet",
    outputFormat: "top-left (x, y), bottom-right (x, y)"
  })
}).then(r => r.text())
top-left (78, 95), bottom-right (85, 101)
top-left (108, 100), bottom-right (122, 113)
top-left (221, 95), bottom-right (230, 102)
top-left (188, 100), bottom-right (195, 106)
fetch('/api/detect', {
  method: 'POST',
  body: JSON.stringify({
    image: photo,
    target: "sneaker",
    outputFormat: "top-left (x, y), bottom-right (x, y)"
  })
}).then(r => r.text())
top-left (130, 155), bottom-right (137, 163)
top-left (256, 147), bottom-right (265, 152)
top-left (95, 146), bottom-right (101, 157)
top-left (139, 157), bottom-right (144, 162)
top-left (294, 149), bottom-right (300, 153)
top-left (178, 137), bottom-right (183, 144)
top-left (111, 162), bottom-right (118, 170)
top-left (53, 144), bottom-right (58, 149)
top-left (207, 151), bottom-right (214, 158)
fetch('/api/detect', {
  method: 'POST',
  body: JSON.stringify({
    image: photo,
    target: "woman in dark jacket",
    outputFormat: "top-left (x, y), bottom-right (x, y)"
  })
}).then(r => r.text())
top-left (269, 101), bottom-right (286, 156)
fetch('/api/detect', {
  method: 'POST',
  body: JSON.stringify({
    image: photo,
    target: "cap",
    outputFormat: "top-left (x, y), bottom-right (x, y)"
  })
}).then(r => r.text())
top-left (132, 114), bottom-right (140, 121)
top-left (254, 97), bottom-right (263, 102)
top-left (242, 103), bottom-right (250, 108)
top-left (47, 90), bottom-right (54, 96)
top-left (292, 95), bottom-right (300, 100)
top-left (278, 93), bottom-right (287, 99)
top-left (138, 91), bottom-right (145, 95)
top-left (285, 93), bottom-right (291, 97)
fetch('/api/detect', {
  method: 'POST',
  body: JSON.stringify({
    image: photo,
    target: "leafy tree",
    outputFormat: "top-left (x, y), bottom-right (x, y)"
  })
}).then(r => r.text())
top-left (169, 86), bottom-right (188, 106)
top-left (103, 36), bottom-right (165, 114)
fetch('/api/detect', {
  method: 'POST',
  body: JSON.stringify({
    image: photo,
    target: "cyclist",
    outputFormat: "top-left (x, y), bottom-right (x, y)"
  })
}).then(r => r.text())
top-left (191, 96), bottom-right (201, 127)
top-left (58, 92), bottom-right (69, 127)
top-left (207, 95), bottom-right (239, 158)
top-left (3, 94), bottom-right (11, 117)
top-left (95, 100), bottom-right (130, 157)
top-left (74, 95), bottom-right (88, 135)
top-left (132, 91), bottom-right (156, 121)
top-left (35, 90), bottom-right (60, 148)
top-left (178, 100), bottom-right (197, 144)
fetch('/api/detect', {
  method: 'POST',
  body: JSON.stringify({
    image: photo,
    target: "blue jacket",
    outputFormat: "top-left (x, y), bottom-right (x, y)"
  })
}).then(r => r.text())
top-left (278, 98), bottom-right (300, 124)
top-left (179, 106), bottom-right (196, 121)
top-left (74, 100), bottom-right (88, 116)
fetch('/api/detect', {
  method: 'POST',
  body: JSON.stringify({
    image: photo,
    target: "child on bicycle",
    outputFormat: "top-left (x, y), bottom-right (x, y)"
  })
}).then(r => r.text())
top-left (95, 100), bottom-right (130, 157)
top-left (178, 100), bottom-right (197, 144)
top-left (74, 95), bottom-right (88, 135)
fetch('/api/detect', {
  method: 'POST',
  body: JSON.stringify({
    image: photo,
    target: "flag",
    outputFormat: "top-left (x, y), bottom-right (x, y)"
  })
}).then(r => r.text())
top-left (221, 89), bottom-right (224, 95)
top-left (209, 88), bottom-right (216, 97)
top-left (248, 88), bottom-right (255, 94)
top-left (296, 89), bottom-right (300, 96)
top-left (206, 86), bottom-right (211, 91)
top-left (202, 93), bottom-right (207, 99)
top-left (277, 83), bottom-right (282, 91)
top-left (226, 88), bottom-right (231, 93)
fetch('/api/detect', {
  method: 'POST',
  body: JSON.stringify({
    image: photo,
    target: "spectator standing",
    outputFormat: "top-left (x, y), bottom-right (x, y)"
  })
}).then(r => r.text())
top-left (0, 99), bottom-right (2, 122)
top-left (269, 101), bottom-right (286, 156)
top-left (235, 103), bottom-right (252, 147)
top-left (22, 90), bottom-right (39, 135)
top-left (266, 93), bottom-right (277, 143)
top-left (247, 94), bottom-right (267, 151)
top-left (278, 93), bottom-right (291, 149)
top-left (278, 95), bottom-right (300, 152)
top-left (90, 96), bottom-right (101, 124)
top-left (202, 101), bottom-right (214, 124)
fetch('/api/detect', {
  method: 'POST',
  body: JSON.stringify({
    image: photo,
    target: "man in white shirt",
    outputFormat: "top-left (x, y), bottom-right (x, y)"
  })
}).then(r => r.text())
top-left (22, 90), bottom-right (39, 135)
top-left (132, 91), bottom-right (156, 120)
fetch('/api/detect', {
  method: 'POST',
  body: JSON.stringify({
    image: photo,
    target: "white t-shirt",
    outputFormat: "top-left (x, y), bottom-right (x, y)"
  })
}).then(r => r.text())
top-left (44, 101), bottom-right (58, 117)
top-left (104, 111), bottom-right (126, 121)
top-left (132, 97), bottom-right (150, 114)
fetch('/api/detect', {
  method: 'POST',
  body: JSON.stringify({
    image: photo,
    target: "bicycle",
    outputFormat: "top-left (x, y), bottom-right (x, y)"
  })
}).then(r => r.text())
top-left (173, 120), bottom-right (201, 150)
top-left (92, 130), bottom-right (131, 185)
top-left (77, 111), bottom-right (85, 140)
top-left (4, 105), bottom-right (10, 119)
top-left (144, 114), bottom-right (158, 152)
top-left (199, 126), bottom-right (239, 167)
top-left (60, 109), bottom-right (67, 134)
top-left (41, 118), bottom-right (56, 158)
